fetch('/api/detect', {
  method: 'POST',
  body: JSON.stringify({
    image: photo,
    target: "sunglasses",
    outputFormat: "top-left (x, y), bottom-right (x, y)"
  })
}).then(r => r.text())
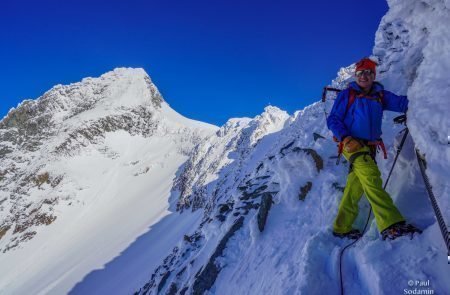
top-left (355, 69), bottom-right (374, 77)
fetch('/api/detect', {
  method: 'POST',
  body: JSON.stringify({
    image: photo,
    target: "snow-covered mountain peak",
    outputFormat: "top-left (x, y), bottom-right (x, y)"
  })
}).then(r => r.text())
top-left (98, 66), bottom-right (148, 79)
top-left (249, 105), bottom-right (289, 145)
top-left (0, 67), bottom-right (166, 136)
top-left (258, 105), bottom-right (289, 123)
top-left (217, 117), bottom-right (252, 137)
top-left (90, 67), bottom-right (164, 108)
top-left (0, 67), bottom-right (218, 293)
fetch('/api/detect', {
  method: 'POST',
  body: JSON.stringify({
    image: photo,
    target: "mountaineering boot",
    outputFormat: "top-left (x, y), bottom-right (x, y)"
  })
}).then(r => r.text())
top-left (333, 229), bottom-right (362, 240)
top-left (381, 221), bottom-right (422, 240)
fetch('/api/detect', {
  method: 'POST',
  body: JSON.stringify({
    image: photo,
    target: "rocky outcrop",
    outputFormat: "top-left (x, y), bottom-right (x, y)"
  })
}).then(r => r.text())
top-left (257, 193), bottom-right (274, 232)
top-left (192, 216), bottom-right (244, 295)
top-left (299, 181), bottom-right (313, 201)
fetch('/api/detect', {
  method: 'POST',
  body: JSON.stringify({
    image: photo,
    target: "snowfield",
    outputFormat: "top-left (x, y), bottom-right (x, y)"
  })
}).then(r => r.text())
top-left (0, 0), bottom-right (449, 294)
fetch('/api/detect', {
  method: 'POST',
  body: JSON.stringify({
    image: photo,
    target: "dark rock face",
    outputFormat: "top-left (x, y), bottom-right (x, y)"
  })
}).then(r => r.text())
top-left (299, 181), bottom-right (313, 201)
top-left (218, 203), bottom-right (232, 214)
top-left (166, 283), bottom-right (178, 295)
top-left (157, 271), bottom-right (171, 293)
top-left (313, 132), bottom-right (326, 141)
top-left (192, 216), bottom-right (244, 295)
top-left (257, 192), bottom-right (274, 232)
top-left (240, 184), bottom-right (268, 201)
top-left (292, 147), bottom-right (323, 172)
top-left (332, 182), bottom-right (345, 193)
top-left (144, 75), bottom-right (164, 108)
top-left (54, 106), bottom-right (158, 156)
top-left (279, 141), bottom-right (295, 156)
top-left (278, 141), bottom-right (324, 173)
top-left (179, 286), bottom-right (189, 295)
top-left (0, 225), bottom-right (11, 240)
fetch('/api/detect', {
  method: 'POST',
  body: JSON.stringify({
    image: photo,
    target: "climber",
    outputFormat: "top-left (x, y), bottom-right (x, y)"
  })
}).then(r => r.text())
top-left (327, 57), bottom-right (420, 240)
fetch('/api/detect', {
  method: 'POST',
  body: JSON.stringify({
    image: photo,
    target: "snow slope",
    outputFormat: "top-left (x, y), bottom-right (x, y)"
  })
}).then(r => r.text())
top-left (0, 68), bottom-right (218, 294)
top-left (134, 1), bottom-right (450, 294)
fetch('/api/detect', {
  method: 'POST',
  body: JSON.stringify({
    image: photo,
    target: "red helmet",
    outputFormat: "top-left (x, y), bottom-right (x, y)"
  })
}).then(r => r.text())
top-left (355, 58), bottom-right (377, 73)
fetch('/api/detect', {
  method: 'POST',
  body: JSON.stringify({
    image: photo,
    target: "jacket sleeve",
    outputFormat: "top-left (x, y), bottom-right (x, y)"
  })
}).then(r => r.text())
top-left (327, 90), bottom-right (350, 141)
top-left (382, 90), bottom-right (408, 113)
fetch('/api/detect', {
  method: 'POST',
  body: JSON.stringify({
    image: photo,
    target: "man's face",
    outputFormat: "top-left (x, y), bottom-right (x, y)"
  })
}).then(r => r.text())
top-left (355, 69), bottom-right (375, 90)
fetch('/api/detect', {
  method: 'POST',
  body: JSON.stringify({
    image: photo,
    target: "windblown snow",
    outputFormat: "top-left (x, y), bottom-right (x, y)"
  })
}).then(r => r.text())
top-left (1, 0), bottom-right (449, 294)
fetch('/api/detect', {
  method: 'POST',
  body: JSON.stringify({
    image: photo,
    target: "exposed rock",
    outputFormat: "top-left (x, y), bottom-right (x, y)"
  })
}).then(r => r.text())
top-left (299, 181), bottom-right (313, 201)
top-left (236, 201), bottom-right (259, 211)
top-left (278, 141), bottom-right (324, 173)
top-left (292, 147), bottom-right (324, 172)
top-left (34, 172), bottom-right (50, 188)
top-left (176, 266), bottom-right (187, 278)
top-left (256, 162), bottom-right (264, 172)
top-left (0, 225), bottom-right (10, 240)
top-left (166, 283), bottom-right (178, 295)
top-left (332, 182), bottom-right (345, 193)
top-left (240, 185), bottom-right (268, 200)
top-left (13, 213), bottom-right (56, 234)
top-left (192, 216), bottom-right (244, 295)
top-left (20, 231), bottom-right (36, 242)
top-left (257, 193), bottom-right (274, 232)
top-left (157, 271), bottom-right (171, 294)
top-left (183, 235), bottom-right (192, 243)
top-left (216, 214), bottom-right (226, 222)
top-left (218, 203), bottom-right (233, 214)
top-left (279, 141), bottom-right (295, 156)
top-left (54, 106), bottom-right (158, 156)
top-left (313, 132), bottom-right (326, 141)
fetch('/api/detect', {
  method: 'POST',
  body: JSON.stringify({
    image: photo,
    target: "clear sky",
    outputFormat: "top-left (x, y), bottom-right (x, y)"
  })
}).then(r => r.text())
top-left (1, 0), bottom-right (388, 126)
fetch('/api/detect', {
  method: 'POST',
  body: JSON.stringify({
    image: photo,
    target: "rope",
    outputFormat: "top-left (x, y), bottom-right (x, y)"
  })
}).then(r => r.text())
top-left (338, 128), bottom-right (409, 295)
top-left (415, 149), bottom-right (450, 255)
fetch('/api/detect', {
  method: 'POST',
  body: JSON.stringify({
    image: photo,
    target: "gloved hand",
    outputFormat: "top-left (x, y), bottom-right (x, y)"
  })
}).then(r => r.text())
top-left (342, 136), bottom-right (363, 153)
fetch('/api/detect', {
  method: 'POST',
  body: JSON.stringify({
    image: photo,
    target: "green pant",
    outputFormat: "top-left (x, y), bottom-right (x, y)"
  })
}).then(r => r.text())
top-left (333, 146), bottom-right (405, 233)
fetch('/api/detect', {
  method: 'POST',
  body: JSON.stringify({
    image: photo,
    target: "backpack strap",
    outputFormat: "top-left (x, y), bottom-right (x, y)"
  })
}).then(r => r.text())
top-left (379, 90), bottom-right (384, 106)
top-left (344, 88), bottom-right (357, 118)
top-left (345, 88), bottom-right (384, 116)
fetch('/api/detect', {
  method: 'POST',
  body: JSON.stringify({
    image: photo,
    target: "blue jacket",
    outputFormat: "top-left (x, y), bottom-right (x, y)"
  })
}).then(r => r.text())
top-left (327, 81), bottom-right (408, 141)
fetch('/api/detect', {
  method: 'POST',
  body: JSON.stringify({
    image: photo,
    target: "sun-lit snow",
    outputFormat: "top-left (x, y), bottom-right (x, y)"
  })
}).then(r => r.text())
top-left (1, 0), bottom-right (449, 294)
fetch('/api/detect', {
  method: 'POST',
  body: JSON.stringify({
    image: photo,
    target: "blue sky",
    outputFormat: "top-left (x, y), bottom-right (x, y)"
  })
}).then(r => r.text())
top-left (1, 0), bottom-right (388, 126)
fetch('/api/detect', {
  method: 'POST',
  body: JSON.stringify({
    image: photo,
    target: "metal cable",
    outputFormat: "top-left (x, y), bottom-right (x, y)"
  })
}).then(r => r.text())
top-left (415, 149), bottom-right (450, 255)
